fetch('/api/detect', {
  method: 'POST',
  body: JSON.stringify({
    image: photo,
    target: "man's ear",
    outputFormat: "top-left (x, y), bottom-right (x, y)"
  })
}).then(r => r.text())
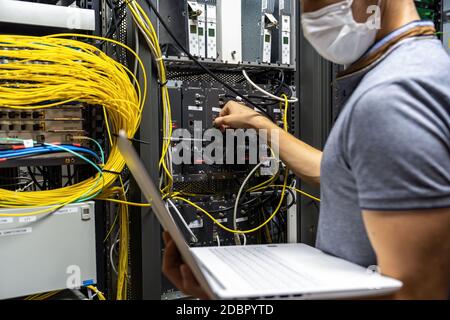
top-left (302, 0), bottom-right (342, 13)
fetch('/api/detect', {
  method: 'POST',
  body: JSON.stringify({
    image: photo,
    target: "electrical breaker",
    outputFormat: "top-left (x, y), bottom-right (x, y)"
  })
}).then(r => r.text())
top-left (187, 1), bottom-right (203, 57)
top-left (274, 0), bottom-right (293, 65)
top-left (206, 0), bottom-right (218, 59)
top-left (197, 0), bottom-right (207, 58)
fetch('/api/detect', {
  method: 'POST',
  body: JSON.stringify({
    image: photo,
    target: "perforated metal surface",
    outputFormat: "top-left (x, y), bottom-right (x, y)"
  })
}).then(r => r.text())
top-left (167, 70), bottom-right (245, 85)
top-left (114, 0), bottom-right (128, 65)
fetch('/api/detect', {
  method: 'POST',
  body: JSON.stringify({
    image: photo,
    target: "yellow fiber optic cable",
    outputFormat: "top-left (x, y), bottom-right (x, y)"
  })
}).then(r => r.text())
top-left (0, 33), bottom-right (146, 215)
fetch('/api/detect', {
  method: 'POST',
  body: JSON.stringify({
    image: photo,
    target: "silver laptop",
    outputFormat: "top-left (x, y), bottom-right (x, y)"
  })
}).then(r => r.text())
top-left (117, 130), bottom-right (402, 300)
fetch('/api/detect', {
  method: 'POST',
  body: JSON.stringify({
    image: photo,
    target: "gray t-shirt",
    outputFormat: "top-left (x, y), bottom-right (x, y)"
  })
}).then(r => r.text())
top-left (317, 36), bottom-right (450, 268)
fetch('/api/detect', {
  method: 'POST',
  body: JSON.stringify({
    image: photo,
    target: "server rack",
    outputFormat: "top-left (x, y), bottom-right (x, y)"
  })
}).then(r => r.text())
top-left (127, 0), bottom-right (304, 299)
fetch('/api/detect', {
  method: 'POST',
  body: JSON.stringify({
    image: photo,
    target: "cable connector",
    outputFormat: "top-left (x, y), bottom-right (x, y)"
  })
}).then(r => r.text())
top-left (234, 233), bottom-right (242, 246)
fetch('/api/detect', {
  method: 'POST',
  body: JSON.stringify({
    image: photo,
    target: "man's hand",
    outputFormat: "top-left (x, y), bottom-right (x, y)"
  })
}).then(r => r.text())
top-left (214, 100), bottom-right (322, 185)
top-left (162, 232), bottom-right (210, 299)
top-left (214, 100), bottom-right (273, 130)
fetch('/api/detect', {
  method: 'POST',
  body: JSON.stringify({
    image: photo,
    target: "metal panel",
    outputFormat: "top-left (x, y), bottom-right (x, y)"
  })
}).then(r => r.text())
top-left (128, 0), bottom-right (163, 300)
top-left (0, 202), bottom-right (97, 299)
top-left (0, 0), bottom-right (95, 31)
top-left (296, 4), bottom-right (333, 246)
top-left (242, 0), bottom-right (276, 63)
top-left (206, 0), bottom-right (218, 59)
top-left (217, 0), bottom-right (242, 63)
top-left (444, 0), bottom-right (450, 55)
top-left (158, 0), bottom-right (188, 56)
top-left (276, 0), bottom-right (293, 65)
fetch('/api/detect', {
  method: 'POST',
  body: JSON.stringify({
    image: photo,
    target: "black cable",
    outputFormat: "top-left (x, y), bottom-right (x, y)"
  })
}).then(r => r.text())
top-left (208, 197), bottom-right (259, 214)
top-left (279, 187), bottom-right (296, 212)
top-left (112, 133), bottom-right (150, 145)
top-left (0, 182), bottom-right (28, 189)
top-left (34, 166), bottom-right (47, 189)
top-left (64, 165), bottom-right (74, 187)
top-left (273, 70), bottom-right (285, 96)
top-left (312, 201), bottom-right (320, 211)
top-left (27, 167), bottom-right (45, 190)
top-left (143, 0), bottom-right (274, 122)
top-left (207, 187), bottom-right (277, 214)
top-left (100, 1), bottom-right (127, 46)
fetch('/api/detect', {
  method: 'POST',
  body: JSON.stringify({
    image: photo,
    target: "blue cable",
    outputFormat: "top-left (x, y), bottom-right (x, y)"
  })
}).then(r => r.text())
top-left (0, 145), bottom-right (101, 162)
top-left (0, 139), bottom-right (106, 203)
top-left (41, 143), bottom-right (105, 203)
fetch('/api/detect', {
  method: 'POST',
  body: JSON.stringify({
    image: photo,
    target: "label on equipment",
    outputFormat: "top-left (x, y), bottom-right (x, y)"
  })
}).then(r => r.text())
top-left (212, 107), bottom-right (222, 113)
top-left (188, 106), bottom-right (203, 112)
top-left (19, 216), bottom-right (37, 223)
top-left (55, 207), bottom-right (78, 215)
top-left (0, 217), bottom-right (13, 225)
top-left (0, 227), bottom-right (32, 237)
top-left (23, 139), bottom-right (34, 148)
top-left (188, 220), bottom-right (204, 229)
top-left (262, 0), bottom-right (268, 10)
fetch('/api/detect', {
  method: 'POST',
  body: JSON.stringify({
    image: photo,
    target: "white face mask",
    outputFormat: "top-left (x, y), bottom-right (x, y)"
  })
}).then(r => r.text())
top-left (301, 0), bottom-right (380, 65)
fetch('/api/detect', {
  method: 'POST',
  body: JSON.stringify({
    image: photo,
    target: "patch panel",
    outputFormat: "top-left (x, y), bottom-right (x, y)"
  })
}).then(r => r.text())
top-left (0, 104), bottom-right (87, 145)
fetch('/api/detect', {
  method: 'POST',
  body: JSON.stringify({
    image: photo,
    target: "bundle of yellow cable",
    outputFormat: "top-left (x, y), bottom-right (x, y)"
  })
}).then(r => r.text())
top-left (127, 0), bottom-right (174, 195)
top-left (0, 34), bottom-right (146, 214)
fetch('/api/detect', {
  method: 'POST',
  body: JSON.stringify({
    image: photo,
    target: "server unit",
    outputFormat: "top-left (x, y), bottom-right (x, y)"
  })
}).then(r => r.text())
top-left (187, 1), bottom-right (202, 57)
top-left (273, 0), bottom-right (293, 65)
top-left (217, 0), bottom-right (242, 63)
top-left (0, 202), bottom-right (97, 299)
top-left (242, 0), bottom-right (278, 63)
top-left (0, 0), bottom-right (95, 31)
top-left (206, 0), bottom-right (218, 59)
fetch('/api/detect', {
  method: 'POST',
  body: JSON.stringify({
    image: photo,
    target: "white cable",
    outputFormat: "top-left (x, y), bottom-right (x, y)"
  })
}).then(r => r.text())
top-left (110, 239), bottom-right (119, 275)
top-left (242, 234), bottom-right (247, 246)
top-left (132, 27), bottom-right (139, 87)
top-left (16, 181), bottom-right (33, 192)
top-left (216, 234), bottom-right (221, 247)
top-left (167, 144), bottom-right (174, 179)
top-left (233, 162), bottom-right (265, 245)
top-left (16, 180), bottom-right (44, 192)
top-left (242, 70), bottom-right (299, 103)
top-left (123, 180), bottom-right (130, 195)
top-left (167, 199), bottom-right (198, 243)
top-left (87, 288), bottom-right (95, 300)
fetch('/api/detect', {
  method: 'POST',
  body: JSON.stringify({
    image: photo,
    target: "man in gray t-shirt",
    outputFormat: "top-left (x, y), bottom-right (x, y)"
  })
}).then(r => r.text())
top-left (163, 0), bottom-right (450, 299)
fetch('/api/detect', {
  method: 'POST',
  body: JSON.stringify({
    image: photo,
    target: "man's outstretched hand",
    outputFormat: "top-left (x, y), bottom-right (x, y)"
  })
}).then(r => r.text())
top-left (213, 100), bottom-right (273, 130)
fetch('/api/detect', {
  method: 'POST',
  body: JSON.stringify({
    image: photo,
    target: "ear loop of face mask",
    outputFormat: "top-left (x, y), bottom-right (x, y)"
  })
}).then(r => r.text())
top-left (303, 0), bottom-right (382, 22)
top-left (301, 0), bottom-right (383, 65)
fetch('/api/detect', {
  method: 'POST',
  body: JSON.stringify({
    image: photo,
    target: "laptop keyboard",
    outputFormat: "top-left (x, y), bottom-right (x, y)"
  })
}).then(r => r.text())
top-left (208, 246), bottom-right (319, 291)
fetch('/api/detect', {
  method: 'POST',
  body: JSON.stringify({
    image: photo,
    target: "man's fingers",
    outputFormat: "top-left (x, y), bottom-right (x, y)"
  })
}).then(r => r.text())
top-left (162, 239), bottom-right (183, 288)
top-left (180, 264), bottom-right (209, 299)
top-left (162, 231), bottom-right (171, 245)
top-left (163, 239), bottom-right (182, 269)
top-left (214, 115), bottom-right (230, 128)
top-left (219, 103), bottom-right (231, 117)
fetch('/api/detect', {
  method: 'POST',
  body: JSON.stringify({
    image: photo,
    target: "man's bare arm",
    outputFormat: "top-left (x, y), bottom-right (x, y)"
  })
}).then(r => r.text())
top-left (214, 101), bottom-right (322, 185)
top-left (363, 208), bottom-right (450, 299)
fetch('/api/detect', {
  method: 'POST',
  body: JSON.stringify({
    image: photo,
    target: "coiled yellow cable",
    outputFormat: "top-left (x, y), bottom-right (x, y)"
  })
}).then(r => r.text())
top-left (0, 34), bottom-right (146, 215)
